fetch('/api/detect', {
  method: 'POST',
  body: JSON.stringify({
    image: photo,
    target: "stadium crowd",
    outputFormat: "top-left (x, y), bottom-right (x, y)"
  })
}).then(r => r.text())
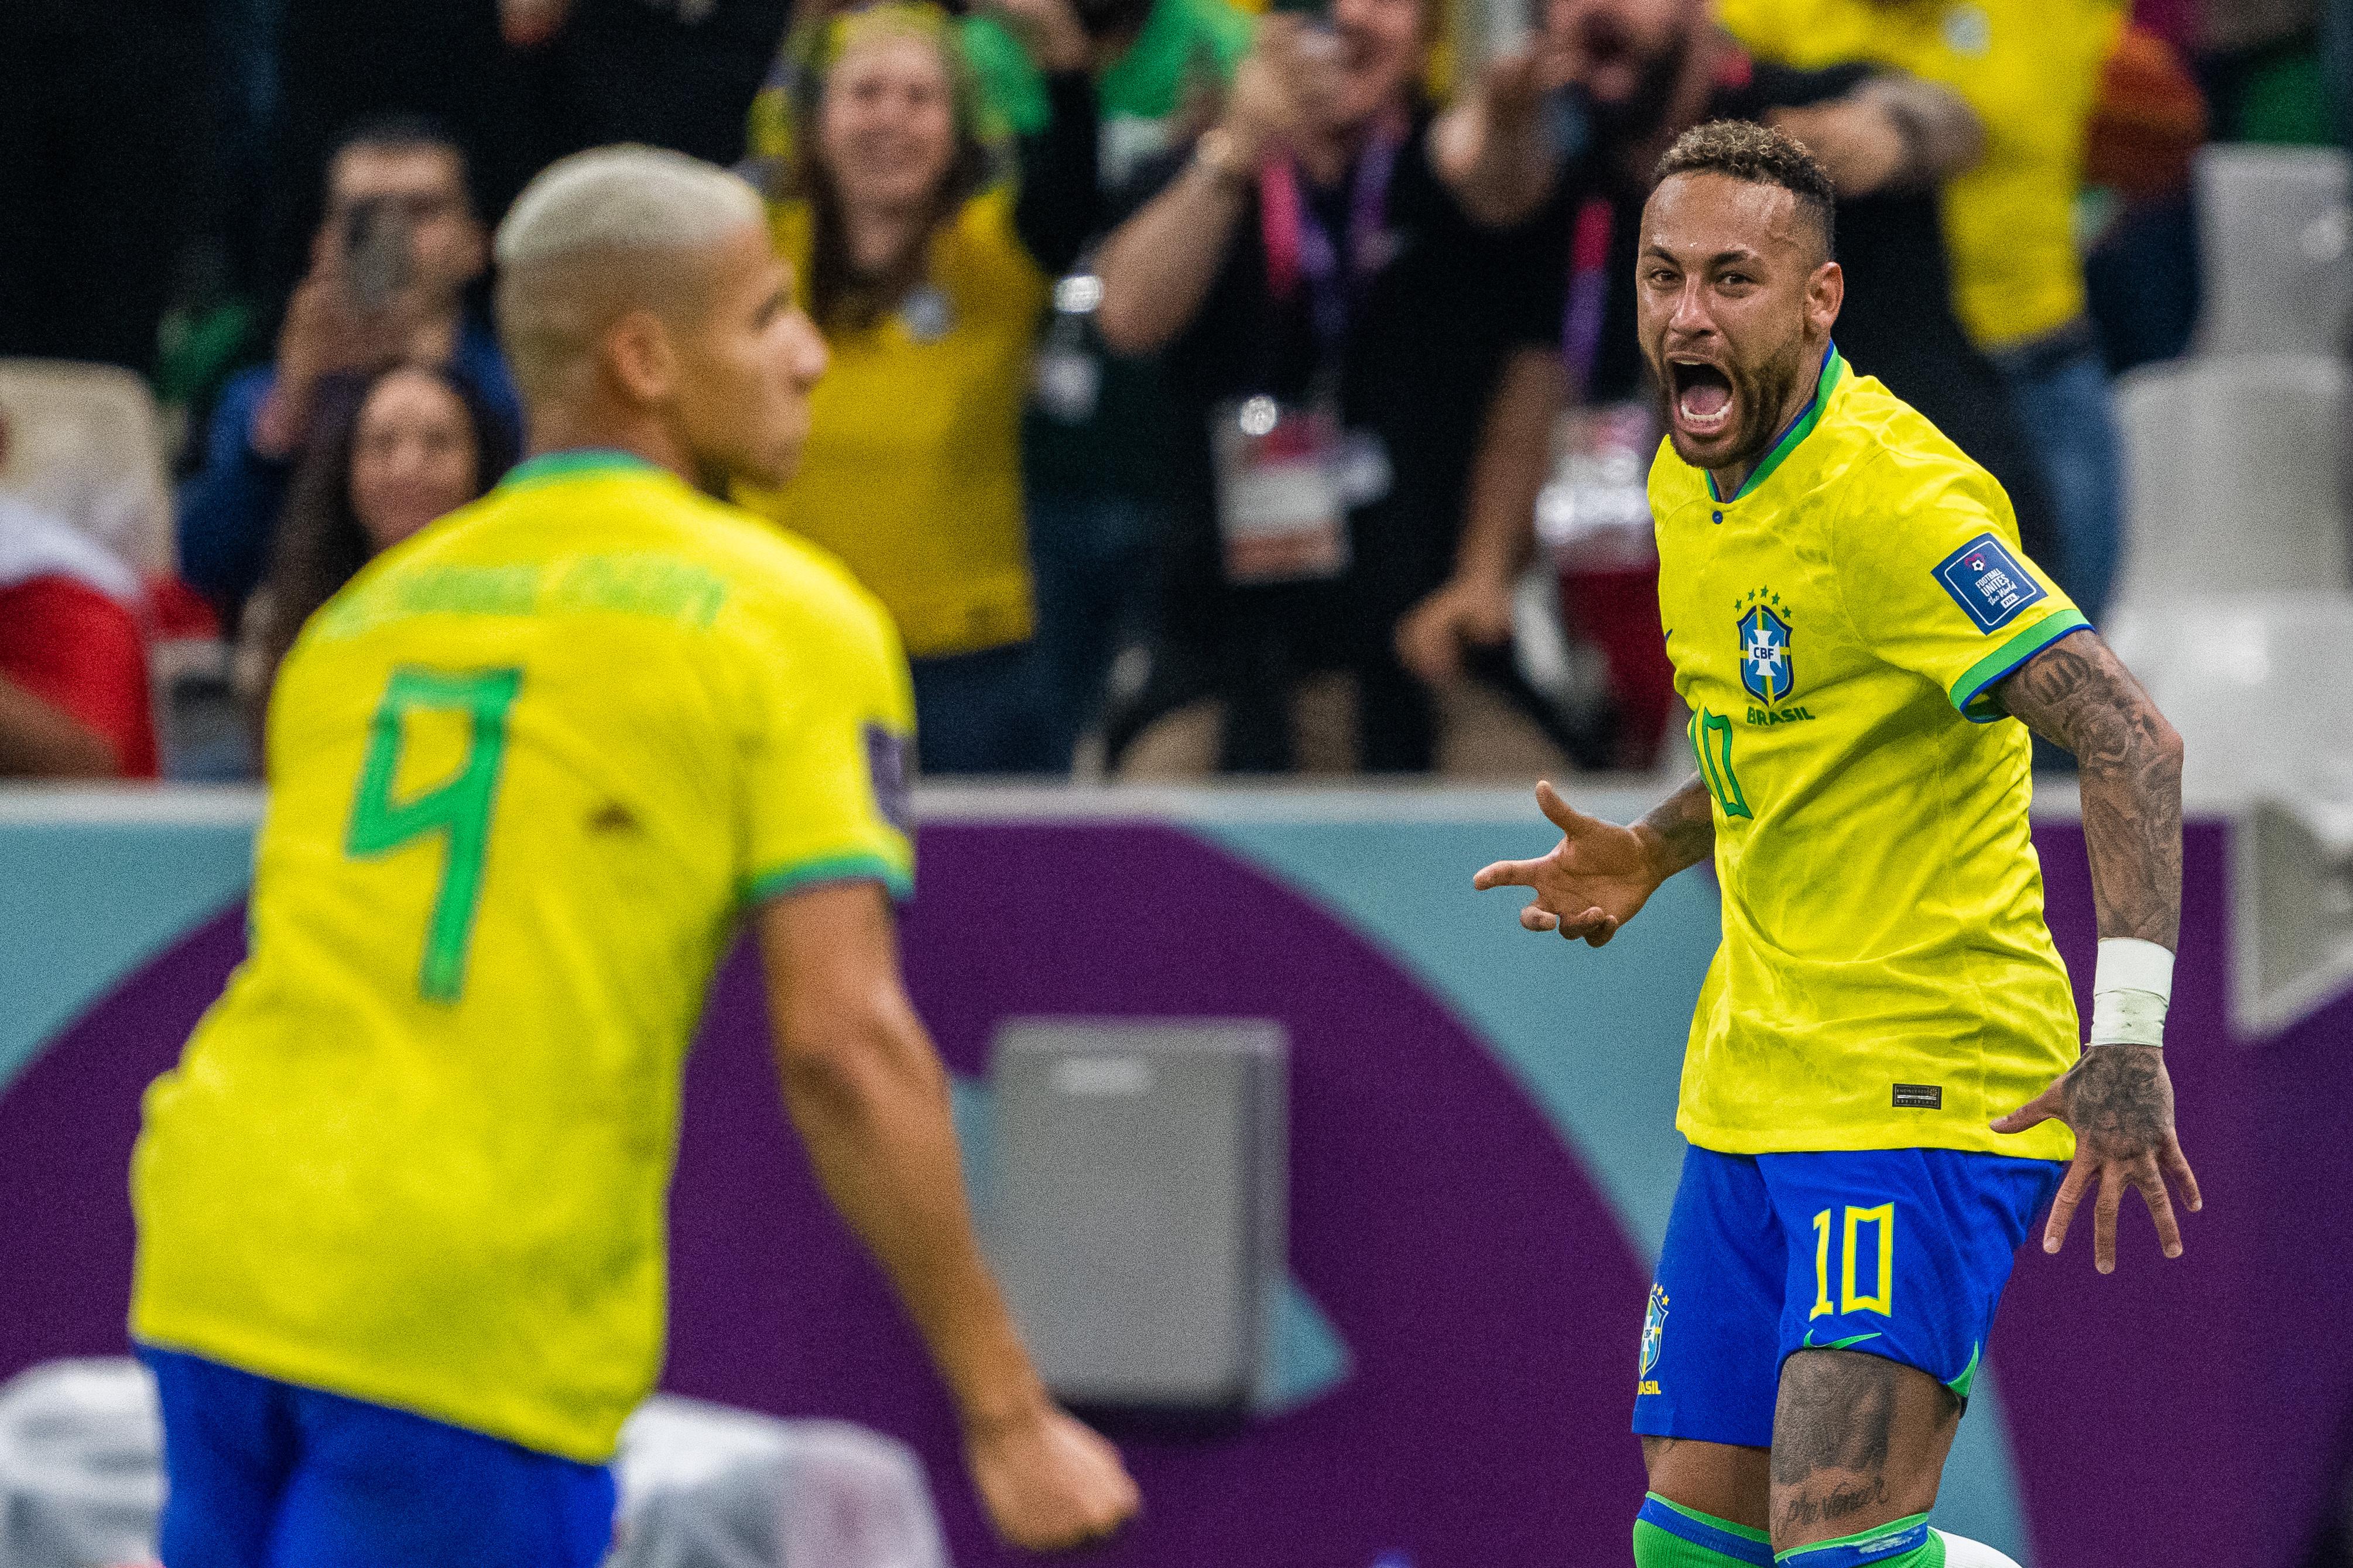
top-left (0, 0), bottom-right (2345, 781)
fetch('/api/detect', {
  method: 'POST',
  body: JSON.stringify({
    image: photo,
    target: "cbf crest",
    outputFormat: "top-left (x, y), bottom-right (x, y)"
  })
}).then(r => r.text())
top-left (1737, 589), bottom-right (1795, 706)
top-left (1639, 1284), bottom-right (1669, 1382)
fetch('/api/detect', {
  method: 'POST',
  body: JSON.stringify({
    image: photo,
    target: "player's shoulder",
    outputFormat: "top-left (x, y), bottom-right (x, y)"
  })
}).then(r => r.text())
top-left (1817, 370), bottom-right (2011, 526)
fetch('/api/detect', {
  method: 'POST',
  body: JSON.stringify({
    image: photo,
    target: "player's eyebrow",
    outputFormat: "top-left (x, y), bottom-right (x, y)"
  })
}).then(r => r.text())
top-left (1639, 242), bottom-right (1766, 269)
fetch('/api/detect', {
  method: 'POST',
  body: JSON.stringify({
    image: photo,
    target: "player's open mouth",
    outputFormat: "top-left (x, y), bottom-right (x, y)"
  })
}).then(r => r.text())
top-left (1670, 360), bottom-right (1735, 438)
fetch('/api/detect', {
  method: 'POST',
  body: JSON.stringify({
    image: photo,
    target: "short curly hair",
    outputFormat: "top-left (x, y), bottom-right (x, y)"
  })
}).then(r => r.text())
top-left (1653, 119), bottom-right (1837, 261)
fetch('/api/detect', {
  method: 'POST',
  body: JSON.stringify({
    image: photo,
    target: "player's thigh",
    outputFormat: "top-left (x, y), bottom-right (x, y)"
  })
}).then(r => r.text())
top-left (263, 1386), bottom-right (616, 1568)
top-left (1758, 1148), bottom-right (2060, 1398)
top-left (1635, 1146), bottom-right (1785, 1532)
top-left (144, 1347), bottom-right (301, 1568)
top-left (1756, 1149), bottom-right (2061, 1549)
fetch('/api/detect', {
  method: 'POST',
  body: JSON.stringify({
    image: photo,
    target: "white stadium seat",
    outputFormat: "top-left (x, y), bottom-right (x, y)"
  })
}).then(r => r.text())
top-left (2110, 354), bottom-right (2348, 609)
top-left (2104, 592), bottom-right (2353, 810)
top-left (2194, 143), bottom-right (2351, 359)
top-left (0, 359), bottom-right (174, 579)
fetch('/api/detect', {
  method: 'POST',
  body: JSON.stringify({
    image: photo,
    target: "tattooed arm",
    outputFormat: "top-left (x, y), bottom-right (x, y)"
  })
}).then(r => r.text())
top-left (1472, 777), bottom-right (1715, 946)
top-left (1988, 630), bottom-right (2203, 1272)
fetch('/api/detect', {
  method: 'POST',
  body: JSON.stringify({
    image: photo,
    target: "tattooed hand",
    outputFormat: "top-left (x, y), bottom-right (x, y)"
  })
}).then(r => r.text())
top-left (1992, 1045), bottom-right (2202, 1274)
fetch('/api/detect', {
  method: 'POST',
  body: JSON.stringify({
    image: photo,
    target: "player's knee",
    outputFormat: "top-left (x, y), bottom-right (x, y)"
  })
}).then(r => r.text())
top-left (1632, 1494), bottom-right (1772, 1567)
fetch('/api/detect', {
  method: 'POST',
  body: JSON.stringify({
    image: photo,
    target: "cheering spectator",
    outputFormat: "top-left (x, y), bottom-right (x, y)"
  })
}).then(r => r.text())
top-left (238, 363), bottom-right (519, 710)
top-left (180, 116), bottom-right (521, 617)
top-left (0, 414), bottom-right (157, 780)
top-left (965, 0), bottom-right (1255, 768)
top-left (1092, 1), bottom-right (1573, 773)
top-left (735, 0), bottom-right (1102, 774)
top-left (1714, 0), bottom-right (2128, 620)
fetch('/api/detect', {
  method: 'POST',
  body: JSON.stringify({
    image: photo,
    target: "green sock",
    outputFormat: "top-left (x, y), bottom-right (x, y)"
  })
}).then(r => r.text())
top-left (1773, 1514), bottom-right (1945, 1567)
top-left (1633, 1493), bottom-right (1774, 1566)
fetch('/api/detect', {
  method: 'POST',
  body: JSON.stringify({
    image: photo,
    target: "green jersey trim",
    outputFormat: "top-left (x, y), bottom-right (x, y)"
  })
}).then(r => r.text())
top-left (1948, 610), bottom-right (2092, 722)
top-left (499, 450), bottom-right (665, 491)
top-left (1647, 1493), bottom-right (1772, 1545)
top-left (742, 852), bottom-right (915, 907)
top-left (1708, 346), bottom-right (1848, 505)
top-left (1946, 1340), bottom-right (1982, 1399)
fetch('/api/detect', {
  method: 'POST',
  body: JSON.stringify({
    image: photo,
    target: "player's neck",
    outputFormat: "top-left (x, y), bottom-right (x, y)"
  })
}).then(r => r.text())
top-left (523, 407), bottom-right (696, 490)
top-left (1707, 349), bottom-right (1827, 499)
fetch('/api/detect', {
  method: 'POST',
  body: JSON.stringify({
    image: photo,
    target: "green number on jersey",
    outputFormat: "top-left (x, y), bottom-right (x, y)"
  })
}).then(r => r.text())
top-left (1691, 709), bottom-right (1752, 819)
top-left (347, 667), bottom-right (523, 1003)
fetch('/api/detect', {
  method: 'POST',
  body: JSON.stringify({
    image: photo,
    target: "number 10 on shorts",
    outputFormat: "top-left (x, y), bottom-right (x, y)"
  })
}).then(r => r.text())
top-left (1811, 1203), bottom-right (1895, 1318)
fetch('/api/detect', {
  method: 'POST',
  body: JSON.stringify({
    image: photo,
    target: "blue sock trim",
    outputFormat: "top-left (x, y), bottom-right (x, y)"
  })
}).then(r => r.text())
top-left (1774, 1518), bottom-right (1933, 1566)
top-left (1638, 1495), bottom-right (1776, 1566)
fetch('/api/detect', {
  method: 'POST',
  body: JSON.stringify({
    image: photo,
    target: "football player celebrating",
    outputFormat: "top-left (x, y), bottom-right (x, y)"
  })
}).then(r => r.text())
top-left (1476, 123), bottom-right (2194, 1568)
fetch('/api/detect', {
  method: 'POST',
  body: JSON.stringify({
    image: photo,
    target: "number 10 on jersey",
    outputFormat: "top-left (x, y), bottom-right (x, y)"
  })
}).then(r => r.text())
top-left (347, 667), bottom-right (523, 1003)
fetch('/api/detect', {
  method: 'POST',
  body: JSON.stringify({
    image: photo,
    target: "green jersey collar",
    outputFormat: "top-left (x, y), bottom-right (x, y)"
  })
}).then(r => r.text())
top-left (1707, 344), bottom-right (1847, 505)
top-left (499, 449), bottom-right (667, 490)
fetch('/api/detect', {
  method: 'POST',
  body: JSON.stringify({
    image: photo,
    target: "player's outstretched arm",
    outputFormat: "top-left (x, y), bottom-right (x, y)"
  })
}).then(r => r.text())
top-left (1472, 776), bottom-right (1714, 946)
top-left (1988, 632), bottom-right (2203, 1275)
top-left (754, 882), bottom-right (1140, 1552)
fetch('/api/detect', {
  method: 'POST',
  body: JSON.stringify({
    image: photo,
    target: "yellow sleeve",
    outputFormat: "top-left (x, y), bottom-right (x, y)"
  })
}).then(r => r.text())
top-left (1829, 450), bottom-right (2090, 723)
top-left (735, 586), bottom-right (917, 905)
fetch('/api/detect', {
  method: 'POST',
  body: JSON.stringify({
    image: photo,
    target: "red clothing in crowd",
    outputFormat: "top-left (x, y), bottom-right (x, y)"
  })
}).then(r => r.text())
top-left (0, 574), bottom-right (158, 777)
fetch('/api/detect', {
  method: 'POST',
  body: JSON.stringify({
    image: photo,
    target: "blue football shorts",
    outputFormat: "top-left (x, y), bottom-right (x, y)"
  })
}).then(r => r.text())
top-left (1631, 1145), bottom-right (2064, 1447)
top-left (142, 1346), bottom-right (616, 1568)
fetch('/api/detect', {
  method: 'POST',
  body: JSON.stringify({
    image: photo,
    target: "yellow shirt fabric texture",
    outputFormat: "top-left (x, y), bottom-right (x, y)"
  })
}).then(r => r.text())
top-left (130, 452), bottom-right (917, 1464)
top-left (1652, 351), bottom-right (2084, 1162)
top-left (738, 188), bottom-right (1046, 660)
top-left (1712, 0), bottom-right (2123, 347)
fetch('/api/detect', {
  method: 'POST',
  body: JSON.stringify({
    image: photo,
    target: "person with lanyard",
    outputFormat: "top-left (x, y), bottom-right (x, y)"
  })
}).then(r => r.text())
top-left (1094, 0), bottom-right (1571, 774)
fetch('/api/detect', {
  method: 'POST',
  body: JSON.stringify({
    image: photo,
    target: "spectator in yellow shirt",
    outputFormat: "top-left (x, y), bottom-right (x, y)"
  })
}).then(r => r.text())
top-left (737, 0), bottom-right (1102, 774)
top-left (1713, 0), bottom-right (2129, 622)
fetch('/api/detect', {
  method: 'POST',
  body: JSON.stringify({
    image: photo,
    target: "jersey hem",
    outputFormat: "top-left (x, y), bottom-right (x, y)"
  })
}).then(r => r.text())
top-left (742, 851), bottom-right (915, 905)
top-left (1675, 1118), bottom-right (2075, 1163)
top-left (1948, 610), bottom-right (2092, 722)
top-left (128, 1313), bottom-right (623, 1465)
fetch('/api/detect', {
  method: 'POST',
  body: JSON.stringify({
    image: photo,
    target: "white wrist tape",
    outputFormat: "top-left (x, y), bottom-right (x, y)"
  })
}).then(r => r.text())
top-left (2090, 936), bottom-right (2173, 1047)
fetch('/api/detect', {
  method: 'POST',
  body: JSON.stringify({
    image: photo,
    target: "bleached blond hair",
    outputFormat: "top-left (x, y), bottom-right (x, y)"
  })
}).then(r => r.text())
top-left (494, 146), bottom-right (767, 404)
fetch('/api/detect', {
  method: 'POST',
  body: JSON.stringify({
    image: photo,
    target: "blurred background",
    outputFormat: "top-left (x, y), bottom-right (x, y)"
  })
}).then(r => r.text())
top-left (0, 0), bottom-right (2348, 1562)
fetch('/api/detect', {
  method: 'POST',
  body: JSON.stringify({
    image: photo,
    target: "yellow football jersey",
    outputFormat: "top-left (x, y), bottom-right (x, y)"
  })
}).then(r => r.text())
top-left (1713, 0), bottom-right (2122, 348)
top-left (1652, 349), bottom-right (2085, 1161)
top-left (131, 451), bottom-right (916, 1463)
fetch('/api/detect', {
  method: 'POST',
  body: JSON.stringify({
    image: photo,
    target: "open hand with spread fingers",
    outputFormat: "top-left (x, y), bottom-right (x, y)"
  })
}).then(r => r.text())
top-left (1472, 780), bottom-right (1681, 946)
top-left (1992, 1044), bottom-right (2203, 1275)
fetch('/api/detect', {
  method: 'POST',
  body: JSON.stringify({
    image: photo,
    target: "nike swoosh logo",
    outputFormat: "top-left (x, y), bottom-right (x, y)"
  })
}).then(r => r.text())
top-left (1803, 1330), bottom-right (1882, 1351)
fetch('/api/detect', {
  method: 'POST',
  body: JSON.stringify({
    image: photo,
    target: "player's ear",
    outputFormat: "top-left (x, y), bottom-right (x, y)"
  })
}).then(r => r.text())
top-left (602, 307), bottom-right (680, 407)
top-left (1807, 259), bottom-right (1844, 338)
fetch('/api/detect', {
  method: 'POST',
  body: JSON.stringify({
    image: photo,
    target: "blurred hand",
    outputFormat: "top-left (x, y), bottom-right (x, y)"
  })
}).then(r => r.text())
top-left (1477, 46), bottom-right (1559, 124)
top-left (1396, 571), bottom-right (1516, 685)
top-left (1472, 780), bottom-right (1670, 945)
top-left (1220, 16), bottom-right (1311, 160)
top-left (979, 0), bottom-right (1095, 74)
top-left (254, 273), bottom-right (423, 458)
top-left (1765, 104), bottom-right (1906, 197)
top-left (501, 0), bottom-right (575, 47)
top-left (967, 1404), bottom-right (1140, 1552)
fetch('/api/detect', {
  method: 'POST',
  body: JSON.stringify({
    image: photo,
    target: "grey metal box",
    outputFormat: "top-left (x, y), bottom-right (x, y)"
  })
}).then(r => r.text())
top-left (988, 1019), bottom-right (1287, 1412)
